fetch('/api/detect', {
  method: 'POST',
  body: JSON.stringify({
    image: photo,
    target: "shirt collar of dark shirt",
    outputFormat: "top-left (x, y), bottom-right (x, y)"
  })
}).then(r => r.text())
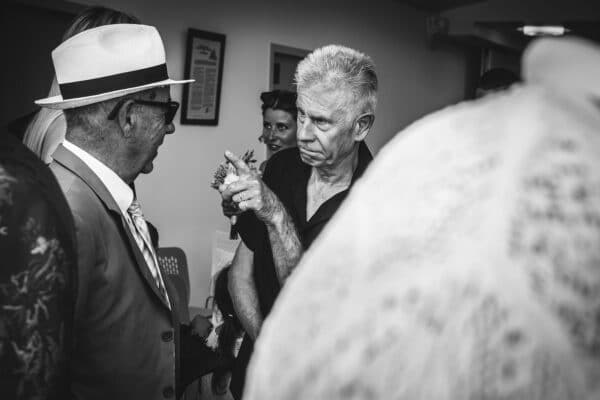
top-left (294, 141), bottom-right (373, 226)
top-left (297, 140), bottom-right (372, 185)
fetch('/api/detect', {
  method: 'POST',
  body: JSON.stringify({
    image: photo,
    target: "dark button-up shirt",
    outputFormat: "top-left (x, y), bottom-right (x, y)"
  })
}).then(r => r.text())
top-left (231, 142), bottom-right (373, 399)
top-left (238, 141), bottom-right (373, 317)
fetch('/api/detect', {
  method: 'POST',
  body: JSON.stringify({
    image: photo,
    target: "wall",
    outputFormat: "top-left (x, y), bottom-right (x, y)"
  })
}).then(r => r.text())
top-left (77, 0), bottom-right (466, 306)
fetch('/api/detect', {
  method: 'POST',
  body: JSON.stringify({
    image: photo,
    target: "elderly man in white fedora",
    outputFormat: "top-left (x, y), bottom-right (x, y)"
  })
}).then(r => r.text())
top-left (36, 24), bottom-right (228, 399)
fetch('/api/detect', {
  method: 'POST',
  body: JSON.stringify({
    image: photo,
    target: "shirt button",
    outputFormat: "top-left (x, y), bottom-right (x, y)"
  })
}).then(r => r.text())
top-left (161, 331), bottom-right (173, 342)
top-left (163, 386), bottom-right (174, 398)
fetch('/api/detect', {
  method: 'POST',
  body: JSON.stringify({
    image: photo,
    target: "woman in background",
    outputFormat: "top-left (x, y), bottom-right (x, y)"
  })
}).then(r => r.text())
top-left (257, 90), bottom-right (298, 171)
top-left (224, 89), bottom-right (298, 399)
top-left (23, 6), bottom-right (140, 164)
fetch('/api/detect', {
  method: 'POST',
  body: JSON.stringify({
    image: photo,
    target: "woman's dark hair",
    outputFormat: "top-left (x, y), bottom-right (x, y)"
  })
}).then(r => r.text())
top-left (62, 6), bottom-right (140, 41)
top-left (260, 90), bottom-right (298, 120)
top-left (211, 265), bottom-right (242, 394)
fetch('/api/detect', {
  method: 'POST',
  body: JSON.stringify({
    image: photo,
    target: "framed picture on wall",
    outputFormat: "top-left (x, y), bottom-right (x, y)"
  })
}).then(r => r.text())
top-left (181, 28), bottom-right (226, 125)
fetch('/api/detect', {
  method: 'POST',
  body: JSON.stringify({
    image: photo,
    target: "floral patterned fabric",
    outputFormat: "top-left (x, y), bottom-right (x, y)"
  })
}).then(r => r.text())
top-left (0, 133), bottom-right (75, 400)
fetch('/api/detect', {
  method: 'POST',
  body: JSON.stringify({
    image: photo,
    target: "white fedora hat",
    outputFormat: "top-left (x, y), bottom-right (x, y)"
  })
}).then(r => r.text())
top-left (35, 24), bottom-right (193, 109)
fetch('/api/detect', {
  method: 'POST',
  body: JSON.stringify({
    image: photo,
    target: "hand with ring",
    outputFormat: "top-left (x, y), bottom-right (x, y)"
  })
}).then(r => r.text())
top-left (219, 150), bottom-right (280, 223)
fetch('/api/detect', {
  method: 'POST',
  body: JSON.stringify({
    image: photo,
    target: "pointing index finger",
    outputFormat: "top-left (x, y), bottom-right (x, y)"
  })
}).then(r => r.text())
top-left (225, 150), bottom-right (250, 175)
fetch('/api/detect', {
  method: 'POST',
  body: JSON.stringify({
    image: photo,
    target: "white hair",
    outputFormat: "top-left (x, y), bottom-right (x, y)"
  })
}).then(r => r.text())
top-left (295, 44), bottom-right (378, 115)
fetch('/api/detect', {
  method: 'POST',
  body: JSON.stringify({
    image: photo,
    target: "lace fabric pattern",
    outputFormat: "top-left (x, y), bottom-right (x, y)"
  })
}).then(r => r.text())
top-left (244, 85), bottom-right (600, 400)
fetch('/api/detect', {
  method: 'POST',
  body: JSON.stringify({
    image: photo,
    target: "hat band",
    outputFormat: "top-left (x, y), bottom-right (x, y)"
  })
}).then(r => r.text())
top-left (59, 63), bottom-right (169, 100)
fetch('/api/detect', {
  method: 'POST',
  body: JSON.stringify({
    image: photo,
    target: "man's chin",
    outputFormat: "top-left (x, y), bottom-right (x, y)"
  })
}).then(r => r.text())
top-left (299, 151), bottom-right (322, 167)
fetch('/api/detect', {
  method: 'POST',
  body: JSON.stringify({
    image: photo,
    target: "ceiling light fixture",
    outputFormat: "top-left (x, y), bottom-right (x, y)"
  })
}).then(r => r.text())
top-left (517, 25), bottom-right (570, 36)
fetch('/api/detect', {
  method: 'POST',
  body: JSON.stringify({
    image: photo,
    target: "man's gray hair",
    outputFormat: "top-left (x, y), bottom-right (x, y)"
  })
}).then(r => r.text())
top-left (64, 88), bottom-right (156, 144)
top-left (295, 44), bottom-right (378, 114)
top-left (63, 100), bottom-right (112, 144)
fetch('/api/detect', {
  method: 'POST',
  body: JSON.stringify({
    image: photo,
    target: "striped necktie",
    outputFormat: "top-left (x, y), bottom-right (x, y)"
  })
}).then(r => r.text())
top-left (127, 199), bottom-right (170, 308)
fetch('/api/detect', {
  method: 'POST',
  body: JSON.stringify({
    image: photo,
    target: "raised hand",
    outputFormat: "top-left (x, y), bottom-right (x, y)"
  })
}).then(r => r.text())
top-left (219, 150), bottom-right (279, 224)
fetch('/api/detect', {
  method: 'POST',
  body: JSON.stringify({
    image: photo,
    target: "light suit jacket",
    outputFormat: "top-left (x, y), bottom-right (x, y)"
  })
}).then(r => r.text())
top-left (50, 145), bottom-right (182, 400)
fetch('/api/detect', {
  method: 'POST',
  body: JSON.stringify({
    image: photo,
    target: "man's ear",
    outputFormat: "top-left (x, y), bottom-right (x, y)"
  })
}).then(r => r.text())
top-left (353, 113), bottom-right (375, 142)
top-left (116, 99), bottom-right (137, 138)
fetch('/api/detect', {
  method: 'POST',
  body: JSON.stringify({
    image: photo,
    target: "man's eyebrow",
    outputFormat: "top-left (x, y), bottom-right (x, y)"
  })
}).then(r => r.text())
top-left (296, 103), bottom-right (332, 123)
top-left (309, 110), bottom-right (330, 121)
top-left (313, 116), bottom-right (330, 123)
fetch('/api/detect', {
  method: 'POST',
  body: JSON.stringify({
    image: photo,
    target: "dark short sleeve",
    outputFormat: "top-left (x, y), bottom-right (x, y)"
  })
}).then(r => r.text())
top-left (234, 154), bottom-right (282, 251)
top-left (235, 211), bottom-right (261, 251)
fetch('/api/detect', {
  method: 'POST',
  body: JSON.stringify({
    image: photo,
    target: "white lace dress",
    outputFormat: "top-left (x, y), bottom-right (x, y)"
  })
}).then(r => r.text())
top-left (244, 37), bottom-right (600, 400)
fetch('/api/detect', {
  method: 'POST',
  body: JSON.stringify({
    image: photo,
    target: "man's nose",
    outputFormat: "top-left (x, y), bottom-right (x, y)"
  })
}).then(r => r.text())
top-left (270, 129), bottom-right (282, 142)
top-left (165, 122), bottom-right (175, 135)
top-left (263, 127), bottom-right (276, 142)
top-left (297, 121), bottom-right (314, 142)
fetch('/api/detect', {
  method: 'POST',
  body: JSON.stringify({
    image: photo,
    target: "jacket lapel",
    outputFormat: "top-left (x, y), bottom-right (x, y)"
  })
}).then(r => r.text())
top-left (52, 144), bottom-right (172, 311)
top-left (304, 142), bottom-right (373, 227)
top-left (53, 145), bottom-right (121, 214)
top-left (162, 276), bottom-right (181, 325)
top-left (119, 216), bottom-right (173, 310)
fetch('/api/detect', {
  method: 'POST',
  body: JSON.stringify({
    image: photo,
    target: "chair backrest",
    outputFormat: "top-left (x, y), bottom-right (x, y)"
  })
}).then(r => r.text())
top-left (157, 246), bottom-right (190, 323)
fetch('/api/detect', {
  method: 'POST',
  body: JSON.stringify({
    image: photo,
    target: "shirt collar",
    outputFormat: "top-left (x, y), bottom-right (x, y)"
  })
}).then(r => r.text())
top-left (63, 140), bottom-right (134, 214)
top-left (297, 141), bottom-right (373, 184)
top-left (351, 141), bottom-right (373, 185)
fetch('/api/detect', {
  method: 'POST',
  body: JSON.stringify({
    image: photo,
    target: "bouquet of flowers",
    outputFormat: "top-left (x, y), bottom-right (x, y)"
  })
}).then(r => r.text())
top-left (211, 150), bottom-right (257, 239)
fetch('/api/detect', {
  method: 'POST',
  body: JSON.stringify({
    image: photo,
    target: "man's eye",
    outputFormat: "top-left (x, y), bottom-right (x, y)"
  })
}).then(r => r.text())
top-left (297, 111), bottom-right (306, 122)
top-left (263, 123), bottom-right (272, 129)
top-left (315, 119), bottom-right (329, 129)
top-left (276, 124), bottom-right (288, 131)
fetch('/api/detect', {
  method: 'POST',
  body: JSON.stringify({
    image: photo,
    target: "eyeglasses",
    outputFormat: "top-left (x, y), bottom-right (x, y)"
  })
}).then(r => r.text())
top-left (107, 99), bottom-right (180, 125)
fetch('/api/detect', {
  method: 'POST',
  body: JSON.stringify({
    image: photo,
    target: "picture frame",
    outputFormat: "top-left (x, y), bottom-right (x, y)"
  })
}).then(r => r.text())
top-left (181, 28), bottom-right (226, 125)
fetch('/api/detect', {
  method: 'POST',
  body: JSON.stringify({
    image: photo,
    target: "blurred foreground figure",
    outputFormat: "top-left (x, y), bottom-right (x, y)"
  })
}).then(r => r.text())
top-left (0, 131), bottom-right (75, 399)
top-left (245, 37), bottom-right (600, 400)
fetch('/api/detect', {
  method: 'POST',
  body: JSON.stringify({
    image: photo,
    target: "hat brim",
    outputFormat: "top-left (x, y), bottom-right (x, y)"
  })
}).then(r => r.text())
top-left (35, 78), bottom-right (194, 110)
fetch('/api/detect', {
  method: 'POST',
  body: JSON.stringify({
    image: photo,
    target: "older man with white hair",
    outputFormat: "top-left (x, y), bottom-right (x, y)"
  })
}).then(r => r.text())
top-left (219, 44), bottom-right (378, 399)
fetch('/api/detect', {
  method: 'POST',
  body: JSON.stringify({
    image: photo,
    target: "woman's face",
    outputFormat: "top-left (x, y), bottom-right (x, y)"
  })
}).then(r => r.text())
top-left (261, 108), bottom-right (297, 158)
